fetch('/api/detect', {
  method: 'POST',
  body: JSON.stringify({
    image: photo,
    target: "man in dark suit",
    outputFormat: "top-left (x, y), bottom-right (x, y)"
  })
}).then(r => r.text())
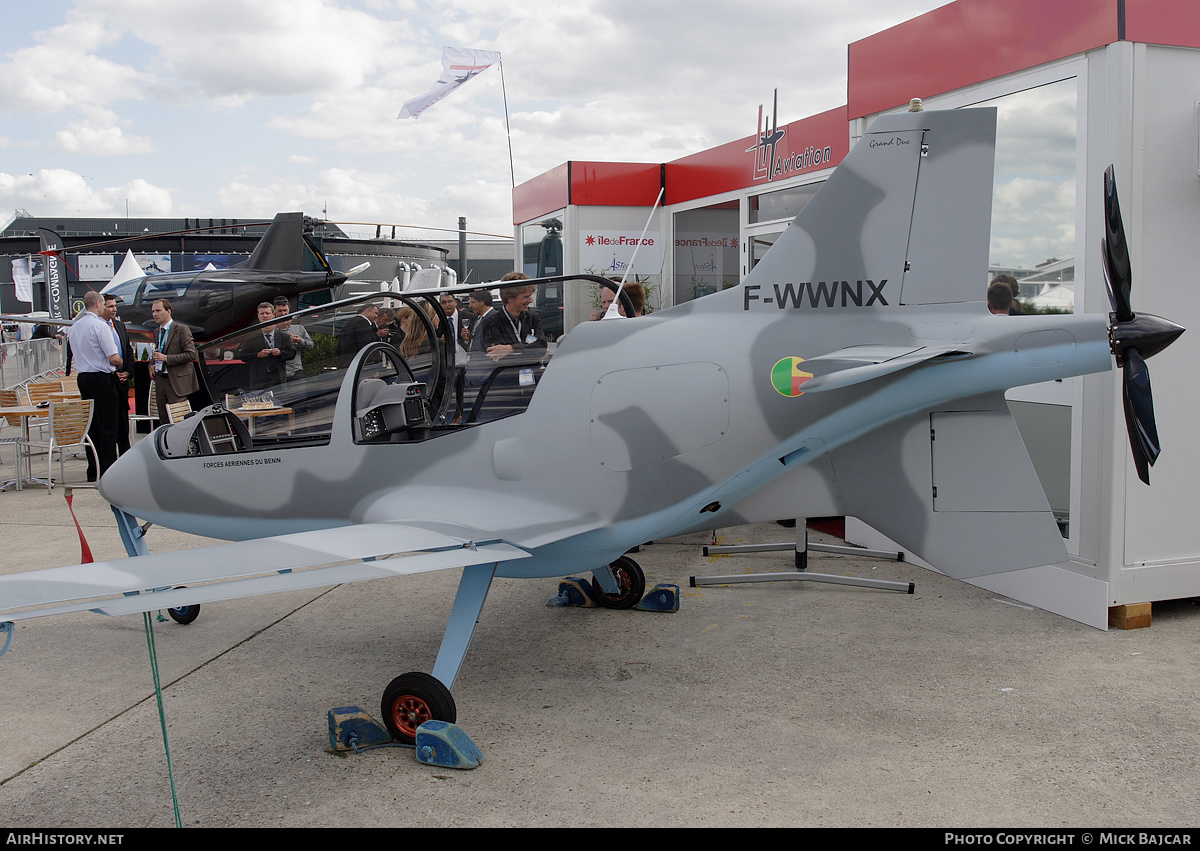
top-left (375, 307), bottom-right (406, 350)
top-left (102, 294), bottom-right (136, 454)
top-left (337, 303), bottom-right (387, 368)
top-left (236, 303), bottom-right (295, 390)
top-left (439, 292), bottom-right (476, 423)
top-left (150, 298), bottom-right (200, 423)
top-left (464, 288), bottom-right (499, 392)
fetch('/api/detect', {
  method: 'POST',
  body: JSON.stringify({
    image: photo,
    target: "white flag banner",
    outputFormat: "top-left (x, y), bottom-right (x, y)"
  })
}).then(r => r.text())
top-left (11, 257), bottom-right (31, 303)
top-left (398, 47), bottom-right (501, 119)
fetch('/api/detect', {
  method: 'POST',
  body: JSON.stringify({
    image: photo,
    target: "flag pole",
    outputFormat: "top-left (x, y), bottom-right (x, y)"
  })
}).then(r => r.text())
top-left (603, 187), bottom-right (665, 320)
top-left (499, 56), bottom-right (515, 189)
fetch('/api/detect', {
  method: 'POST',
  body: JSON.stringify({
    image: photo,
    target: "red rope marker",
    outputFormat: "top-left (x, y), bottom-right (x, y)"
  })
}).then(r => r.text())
top-left (64, 487), bottom-right (94, 564)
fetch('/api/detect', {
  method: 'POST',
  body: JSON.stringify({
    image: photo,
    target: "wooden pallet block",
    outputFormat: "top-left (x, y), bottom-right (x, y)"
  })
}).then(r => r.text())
top-left (1109, 602), bottom-right (1152, 630)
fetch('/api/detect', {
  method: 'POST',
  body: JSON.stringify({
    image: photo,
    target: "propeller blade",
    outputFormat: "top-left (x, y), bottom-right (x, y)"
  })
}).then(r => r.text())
top-left (1121, 347), bottom-right (1159, 485)
top-left (1103, 166), bottom-right (1134, 322)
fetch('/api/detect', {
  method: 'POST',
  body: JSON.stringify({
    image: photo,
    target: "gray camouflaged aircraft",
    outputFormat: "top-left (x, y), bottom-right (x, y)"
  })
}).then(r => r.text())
top-left (0, 107), bottom-right (1182, 743)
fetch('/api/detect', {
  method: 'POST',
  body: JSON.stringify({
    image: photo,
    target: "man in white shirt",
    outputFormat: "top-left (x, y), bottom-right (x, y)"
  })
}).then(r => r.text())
top-left (67, 291), bottom-right (122, 481)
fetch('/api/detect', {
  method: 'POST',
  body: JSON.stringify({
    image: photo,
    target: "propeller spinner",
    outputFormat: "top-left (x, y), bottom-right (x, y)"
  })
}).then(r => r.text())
top-left (1101, 166), bottom-right (1185, 484)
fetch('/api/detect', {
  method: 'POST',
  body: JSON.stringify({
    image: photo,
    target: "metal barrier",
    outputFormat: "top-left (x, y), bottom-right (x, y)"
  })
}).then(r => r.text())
top-left (1, 339), bottom-right (64, 389)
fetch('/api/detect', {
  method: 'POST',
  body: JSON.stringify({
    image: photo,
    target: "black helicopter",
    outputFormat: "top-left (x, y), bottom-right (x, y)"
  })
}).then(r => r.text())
top-left (101, 212), bottom-right (351, 342)
top-left (4, 213), bottom-right (354, 344)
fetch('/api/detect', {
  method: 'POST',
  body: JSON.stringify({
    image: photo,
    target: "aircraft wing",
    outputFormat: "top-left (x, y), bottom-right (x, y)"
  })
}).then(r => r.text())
top-left (0, 314), bottom-right (73, 327)
top-left (799, 344), bottom-right (969, 393)
top-left (0, 522), bottom-right (529, 622)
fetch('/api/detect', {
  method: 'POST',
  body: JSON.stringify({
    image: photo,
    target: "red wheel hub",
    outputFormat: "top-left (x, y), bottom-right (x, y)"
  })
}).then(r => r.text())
top-left (391, 695), bottom-right (432, 738)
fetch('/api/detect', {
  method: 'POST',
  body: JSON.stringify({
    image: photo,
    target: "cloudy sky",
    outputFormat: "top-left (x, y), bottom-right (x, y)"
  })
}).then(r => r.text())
top-left (0, 0), bottom-right (960, 243)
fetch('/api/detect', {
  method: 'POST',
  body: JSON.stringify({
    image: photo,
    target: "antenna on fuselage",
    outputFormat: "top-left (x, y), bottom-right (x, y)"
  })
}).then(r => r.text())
top-left (603, 187), bottom-right (664, 320)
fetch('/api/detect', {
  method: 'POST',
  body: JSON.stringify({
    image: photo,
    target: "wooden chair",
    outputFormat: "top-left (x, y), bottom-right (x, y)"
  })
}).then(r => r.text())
top-left (20, 399), bottom-right (95, 489)
top-left (17, 382), bottom-right (59, 441)
top-left (166, 399), bottom-right (193, 424)
top-left (22, 381), bottom-right (62, 406)
top-left (129, 381), bottom-right (159, 437)
top-left (0, 389), bottom-right (27, 480)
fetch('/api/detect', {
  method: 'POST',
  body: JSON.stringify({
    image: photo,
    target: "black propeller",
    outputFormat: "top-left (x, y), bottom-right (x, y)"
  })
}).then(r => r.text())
top-left (1101, 166), bottom-right (1185, 484)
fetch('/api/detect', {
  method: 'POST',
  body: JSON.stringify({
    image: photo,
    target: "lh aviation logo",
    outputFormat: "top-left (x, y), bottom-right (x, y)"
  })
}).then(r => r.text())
top-left (747, 90), bottom-right (832, 183)
top-left (770, 357), bottom-right (812, 397)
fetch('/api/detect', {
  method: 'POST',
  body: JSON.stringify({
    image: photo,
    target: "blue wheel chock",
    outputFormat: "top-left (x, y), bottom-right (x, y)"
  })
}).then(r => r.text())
top-left (415, 720), bottom-right (483, 769)
top-left (634, 583), bottom-right (680, 613)
top-left (547, 576), bottom-right (599, 607)
top-left (327, 706), bottom-right (393, 752)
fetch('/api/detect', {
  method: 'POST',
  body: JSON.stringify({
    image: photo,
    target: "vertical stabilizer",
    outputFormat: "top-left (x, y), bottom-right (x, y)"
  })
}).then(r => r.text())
top-left (739, 108), bottom-right (996, 310)
top-left (891, 108), bottom-right (996, 305)
top-left (246, 212), bottom-right (305, 271)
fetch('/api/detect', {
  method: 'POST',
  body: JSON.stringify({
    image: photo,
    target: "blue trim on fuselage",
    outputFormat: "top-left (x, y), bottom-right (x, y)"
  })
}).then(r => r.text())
top-left (498, 335), bottom-right (1115, 576)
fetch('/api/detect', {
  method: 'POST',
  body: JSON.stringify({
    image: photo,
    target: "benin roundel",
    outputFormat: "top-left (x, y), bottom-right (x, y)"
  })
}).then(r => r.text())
top-left (770, 357), bottom-right (813, 397)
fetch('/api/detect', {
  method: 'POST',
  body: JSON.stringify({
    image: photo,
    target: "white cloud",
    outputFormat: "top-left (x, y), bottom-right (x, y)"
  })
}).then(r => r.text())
top-left (214, 166), bottom-right (434, 222)
top-left (52, 109), bottom-right (154, 154)
top-left (101, 178), bottom-right (174, 216)
top-left (84, 0), bottom-right (407, 104)
top-left (0, 136), bottom-right (39, 149)
top-left (991, 178), bottom-right (1075, 269)
top-left (0, 16), bottom-right (145, 114)
top-left (0, 169), bottom-right (172, 216)
top-left (208, 165), bottom-right (517, 239)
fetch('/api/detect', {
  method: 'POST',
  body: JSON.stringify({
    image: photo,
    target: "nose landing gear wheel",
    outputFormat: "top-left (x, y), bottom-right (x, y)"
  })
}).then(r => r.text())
top-left (167, 587), bottom-right (199, 624)
top-left (591, 556), bottom-right (646, 609)
top-left (381, 671), bottom-right (457, 744)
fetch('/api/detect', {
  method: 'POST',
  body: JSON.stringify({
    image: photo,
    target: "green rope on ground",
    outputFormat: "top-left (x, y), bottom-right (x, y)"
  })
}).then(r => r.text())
top-left (143, 611), bottom-right (183, 829)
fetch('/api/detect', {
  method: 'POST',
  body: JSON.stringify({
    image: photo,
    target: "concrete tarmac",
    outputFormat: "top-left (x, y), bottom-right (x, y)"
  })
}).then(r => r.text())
top-left (1, 452), bottom-right (1198, 828)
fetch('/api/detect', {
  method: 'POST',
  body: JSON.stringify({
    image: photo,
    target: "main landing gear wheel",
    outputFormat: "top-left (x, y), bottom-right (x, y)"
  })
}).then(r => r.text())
top-left (591, 556), bottom-right (646, 610)
top-left (167, 587), bottom-right (199, 625)
top-left (381, 672), bottom-right (457, 744)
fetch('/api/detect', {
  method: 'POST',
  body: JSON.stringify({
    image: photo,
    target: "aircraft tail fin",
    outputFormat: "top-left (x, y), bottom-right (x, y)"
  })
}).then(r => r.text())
top-left (740, 107), bottom-right (997, 309)
top-left (825, 393), bottom-right (1066, 579)
top-left (246, 212), bottom-right (305, 271)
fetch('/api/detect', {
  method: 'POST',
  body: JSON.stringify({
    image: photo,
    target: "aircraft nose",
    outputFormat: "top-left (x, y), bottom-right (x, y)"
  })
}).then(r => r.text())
top-left (1109, 312), bottom-right (1185, 362)
top-left (97, 434), bottom-right (155, 514)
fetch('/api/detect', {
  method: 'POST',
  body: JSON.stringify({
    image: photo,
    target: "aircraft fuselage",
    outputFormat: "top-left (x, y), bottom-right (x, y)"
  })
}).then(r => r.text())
top-left (98, 294), bottom-right (1114, 582)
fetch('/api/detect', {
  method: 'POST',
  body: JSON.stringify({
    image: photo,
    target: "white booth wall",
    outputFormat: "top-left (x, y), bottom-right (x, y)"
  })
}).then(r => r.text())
top-left (847, 41), bottom-right (1200, 627)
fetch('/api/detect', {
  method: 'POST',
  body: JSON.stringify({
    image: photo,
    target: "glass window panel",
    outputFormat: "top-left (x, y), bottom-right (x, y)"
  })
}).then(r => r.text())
top-left (981, 78), bottom-right (1077, 315)
top-left (673, 201), bottom-right (739, 304)
top-left (749, 181), bottom-right (822, 224)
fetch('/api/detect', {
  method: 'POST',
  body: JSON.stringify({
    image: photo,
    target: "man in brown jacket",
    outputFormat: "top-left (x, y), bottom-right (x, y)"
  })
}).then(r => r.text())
top-left (150, 298), bottom-right (199, 422)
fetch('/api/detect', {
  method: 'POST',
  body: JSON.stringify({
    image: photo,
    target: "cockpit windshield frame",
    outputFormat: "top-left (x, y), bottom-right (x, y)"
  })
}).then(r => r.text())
top-left (185, 275), bottom-right (634, 450)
